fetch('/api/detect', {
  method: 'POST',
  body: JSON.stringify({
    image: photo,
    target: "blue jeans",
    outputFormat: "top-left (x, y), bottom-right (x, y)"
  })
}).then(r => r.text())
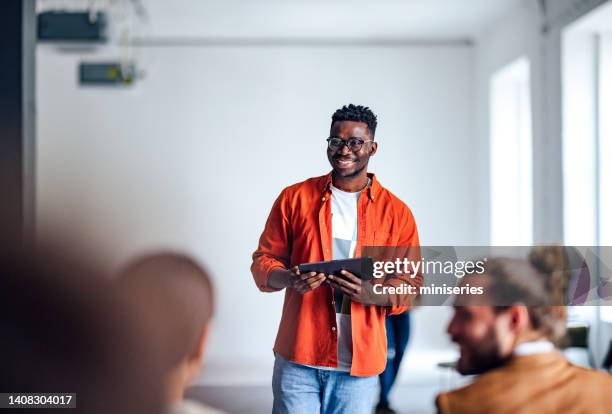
top-left (272, 354), bottom-right (377, 414)
top-left (378, 312), bottom-right (411, 406)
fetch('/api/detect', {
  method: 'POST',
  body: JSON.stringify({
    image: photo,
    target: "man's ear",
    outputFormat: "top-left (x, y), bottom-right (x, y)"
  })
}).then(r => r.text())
top-left (369, 141), bottom-right (378, 156)
top-left (509, 305), bottom-right (530, 332)
top-left (191, 324), bottom-right (210, 364)
top-left (184, 325), bottom-right (210, 386)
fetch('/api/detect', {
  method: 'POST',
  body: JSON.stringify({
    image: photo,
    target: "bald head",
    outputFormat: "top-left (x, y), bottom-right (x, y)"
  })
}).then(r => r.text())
top-left (119, 253), bottom-right (214, 367)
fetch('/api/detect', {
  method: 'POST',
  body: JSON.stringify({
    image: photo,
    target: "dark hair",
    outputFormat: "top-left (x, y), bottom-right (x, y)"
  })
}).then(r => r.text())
top-left (331, 104), bottom-right (378, 137)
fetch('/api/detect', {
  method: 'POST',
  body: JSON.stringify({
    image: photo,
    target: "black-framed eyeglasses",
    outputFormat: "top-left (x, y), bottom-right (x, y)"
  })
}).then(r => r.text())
top-left (326, 137), bottom-right (373, 152)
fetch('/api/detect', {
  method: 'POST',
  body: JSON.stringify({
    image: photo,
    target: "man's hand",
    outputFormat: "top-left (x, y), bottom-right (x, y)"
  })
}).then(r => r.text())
top-left (289, 266), bottom-right (326, 294)
top-left (267, 266), bottom-right (326, 293)
top-left (328, 270), bottom-right (363, 300)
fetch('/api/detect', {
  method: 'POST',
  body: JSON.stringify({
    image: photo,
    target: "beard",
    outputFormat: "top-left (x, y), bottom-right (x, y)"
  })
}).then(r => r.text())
top-left (456, 327), bottom-right (511, 375)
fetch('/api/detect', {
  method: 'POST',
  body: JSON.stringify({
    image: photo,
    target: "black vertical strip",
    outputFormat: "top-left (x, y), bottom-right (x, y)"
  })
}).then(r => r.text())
top-left (0, 0), bottom-right (25, 244)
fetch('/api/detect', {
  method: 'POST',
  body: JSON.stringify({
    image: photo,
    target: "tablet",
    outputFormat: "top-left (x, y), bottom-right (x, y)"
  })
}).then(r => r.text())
top-left (298, 257), bottom-right (374, 281)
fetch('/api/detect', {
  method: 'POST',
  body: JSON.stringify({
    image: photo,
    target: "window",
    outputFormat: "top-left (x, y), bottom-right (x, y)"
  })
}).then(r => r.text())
top-left (600, 34), bottom-right (612, 249)
top-left (563, 6), bottom-right (612, 323)
top-left (599, 34), bottom-right (612, 322)
top-left (490, 57), bottom-right (533, 246)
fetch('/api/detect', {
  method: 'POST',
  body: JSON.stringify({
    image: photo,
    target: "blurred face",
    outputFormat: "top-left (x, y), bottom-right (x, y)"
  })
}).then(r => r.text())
top-left (327, 121), bottom-right (377, 178)
top-left (447, 305), bottom-right (515, 375)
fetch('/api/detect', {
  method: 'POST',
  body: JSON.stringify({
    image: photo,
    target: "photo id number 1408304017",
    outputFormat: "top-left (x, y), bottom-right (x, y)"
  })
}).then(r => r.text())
top-left (0, 393), bottom-right (76, 409)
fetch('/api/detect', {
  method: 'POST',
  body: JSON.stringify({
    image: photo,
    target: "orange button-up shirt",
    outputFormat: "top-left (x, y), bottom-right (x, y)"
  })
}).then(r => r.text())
top-left (251, 172), bottom-right (421, 376)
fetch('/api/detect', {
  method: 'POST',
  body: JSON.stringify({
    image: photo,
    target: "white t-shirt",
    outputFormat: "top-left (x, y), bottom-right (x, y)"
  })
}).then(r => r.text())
top-left (329, 184), bottom-right (360, 371)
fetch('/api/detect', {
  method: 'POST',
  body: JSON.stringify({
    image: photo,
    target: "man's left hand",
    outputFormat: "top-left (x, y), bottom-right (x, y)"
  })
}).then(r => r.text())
top-left (328, 270), bottom-right (363, 301)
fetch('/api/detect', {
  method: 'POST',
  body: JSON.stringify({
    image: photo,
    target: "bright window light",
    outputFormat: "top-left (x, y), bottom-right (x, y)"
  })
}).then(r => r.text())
top-left (490, 57), bottom-right (533, 246)
top-left (599, 34), bottom-right (612, 323)
top-left (563, 23), bottom-right (612, 323)
top-left (599, 35), bottom-right (612, 246)
top-left (562, 32), bottom-right (597, 246)
top-left (562, 31), bottom-right (599, 324)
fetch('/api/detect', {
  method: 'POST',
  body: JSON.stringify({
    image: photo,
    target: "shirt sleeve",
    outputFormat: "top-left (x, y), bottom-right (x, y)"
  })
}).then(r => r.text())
top-left (251, 188), bottom-right (293, 292)
top-left (385, 206), bottom-right (422, 315)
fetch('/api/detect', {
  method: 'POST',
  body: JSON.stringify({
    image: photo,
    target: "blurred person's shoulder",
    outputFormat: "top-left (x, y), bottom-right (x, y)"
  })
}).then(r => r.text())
top-left (568, 362), bottom-right (612, 396)
top-left (167, 399), bottom-right (227, 414)
top-left (436, 352), bottom-right (612, 414)
top-left (436, 354), bottom-right (558, 414)
top-left (436, 376), bottom-right (501, 414)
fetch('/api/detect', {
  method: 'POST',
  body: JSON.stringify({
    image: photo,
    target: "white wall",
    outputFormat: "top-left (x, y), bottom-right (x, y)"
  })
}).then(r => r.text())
top-left (36, 40), bottom-right (476, 384)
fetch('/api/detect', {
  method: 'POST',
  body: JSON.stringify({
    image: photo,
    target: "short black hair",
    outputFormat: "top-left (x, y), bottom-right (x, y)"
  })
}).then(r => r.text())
top-left (331, 104), bottom-right (378, 137)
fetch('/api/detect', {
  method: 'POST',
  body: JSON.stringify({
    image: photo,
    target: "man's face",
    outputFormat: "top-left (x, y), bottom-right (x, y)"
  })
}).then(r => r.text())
top-left (447, 305), bottom-right (515, 375)
top-left (327, 121), bottom-right (377, 178)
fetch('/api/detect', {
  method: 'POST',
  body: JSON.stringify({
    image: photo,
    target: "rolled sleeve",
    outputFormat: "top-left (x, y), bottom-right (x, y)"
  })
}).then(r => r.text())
top-left (386, 207), bottom-right (421, 315)
top-left (251, 189), bottom-right (292, 292)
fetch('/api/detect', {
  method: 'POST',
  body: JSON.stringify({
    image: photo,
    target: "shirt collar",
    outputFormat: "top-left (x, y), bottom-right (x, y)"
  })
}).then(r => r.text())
top-left (513, 340), bottom-right (555, 356)
top-left (320, 171), bottom-right (380, 201)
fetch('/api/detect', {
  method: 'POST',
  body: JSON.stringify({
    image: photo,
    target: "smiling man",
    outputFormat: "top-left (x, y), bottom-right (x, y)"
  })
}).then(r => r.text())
top-left (437, 247), bottom-right (612, 414)
top-left (251, 104), bottom-right (421, 413)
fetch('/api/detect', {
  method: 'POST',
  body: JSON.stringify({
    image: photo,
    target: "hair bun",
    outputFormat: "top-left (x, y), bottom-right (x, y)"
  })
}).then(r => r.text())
top-left (529, 245), bottom-right (571, 306)
top-left (528, 245), bottom-right (569, 275)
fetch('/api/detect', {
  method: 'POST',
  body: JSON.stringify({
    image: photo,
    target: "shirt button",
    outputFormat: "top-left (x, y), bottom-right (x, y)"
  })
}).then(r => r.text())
top-left (331, 327), bottom-right (336, 332)
top-left (322, 196), bottom-right (326, 201)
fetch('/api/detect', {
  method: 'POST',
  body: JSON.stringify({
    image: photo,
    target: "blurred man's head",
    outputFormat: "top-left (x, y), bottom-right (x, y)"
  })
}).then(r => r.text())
top-left (119, 253), bottom-right (214, 401)
top-left (448, 247), bottom-right (571, 375)
top-left (0, 248), bottom-right (165, 414)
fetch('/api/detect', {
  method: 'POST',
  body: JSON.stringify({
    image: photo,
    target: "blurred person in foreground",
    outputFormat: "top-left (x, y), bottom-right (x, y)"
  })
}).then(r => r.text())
top-left (436, 246), bottom-right (612, 414)
top-left (0, 246), bottom-right (166, 414)
top-left (119, 253), bottom-right (225, 414)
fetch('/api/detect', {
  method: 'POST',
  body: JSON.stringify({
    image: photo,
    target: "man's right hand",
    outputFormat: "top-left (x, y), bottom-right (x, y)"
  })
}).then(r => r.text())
top-left (289, 266), bottom-right (326, 294)
top-left (268, 266), bottom-right (326, 293)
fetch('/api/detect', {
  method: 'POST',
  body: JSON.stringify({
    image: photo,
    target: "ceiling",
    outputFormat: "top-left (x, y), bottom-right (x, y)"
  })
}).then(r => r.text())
top-left (38, 0), bottom-right (526, 41)
top-left (567, 0), bottom-right (612, 33)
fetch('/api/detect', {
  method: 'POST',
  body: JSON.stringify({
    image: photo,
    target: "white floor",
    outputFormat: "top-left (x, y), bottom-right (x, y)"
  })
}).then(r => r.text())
top-left (191, 350), bottom-right (470, 414)
top-left (187, 383), bottom-right (451, 414)
top-left (190, 348), bottom-right (594, 413)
